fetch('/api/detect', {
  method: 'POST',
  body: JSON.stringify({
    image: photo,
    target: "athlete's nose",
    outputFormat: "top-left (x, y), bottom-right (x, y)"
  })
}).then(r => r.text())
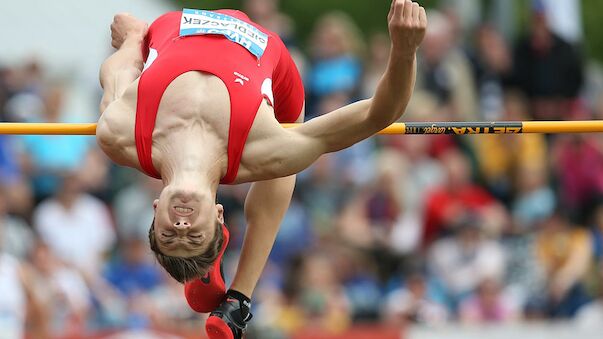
top-left (174, 220), bottom-right (191, 229)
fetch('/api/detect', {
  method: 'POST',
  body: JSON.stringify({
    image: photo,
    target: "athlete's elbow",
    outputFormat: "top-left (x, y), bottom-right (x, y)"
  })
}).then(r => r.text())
top-left (365, 109), bottom-right (393, 132)
top-left (95, 114), bottom-right (120, 151)
top-left (369, 103), bottom-right (407, 128)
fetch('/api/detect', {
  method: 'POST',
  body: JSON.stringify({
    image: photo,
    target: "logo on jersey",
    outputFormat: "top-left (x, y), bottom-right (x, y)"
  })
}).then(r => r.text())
top-left (143, 48), bottom-right (158, 72)
top-left (234, 71), bottom-right (249, 85)
top-left (261, 78), bottom-right (274, 106)
top-left (180, 9), bottom-right (268, 59)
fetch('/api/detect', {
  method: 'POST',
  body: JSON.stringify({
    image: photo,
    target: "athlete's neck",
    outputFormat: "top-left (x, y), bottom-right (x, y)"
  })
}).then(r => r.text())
top-left (157, 131), bottom-right (225, 192)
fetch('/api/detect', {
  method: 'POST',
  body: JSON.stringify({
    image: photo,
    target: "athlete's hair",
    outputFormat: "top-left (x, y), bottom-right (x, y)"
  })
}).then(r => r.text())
top-left (148, 218), bottom-right (224, 283)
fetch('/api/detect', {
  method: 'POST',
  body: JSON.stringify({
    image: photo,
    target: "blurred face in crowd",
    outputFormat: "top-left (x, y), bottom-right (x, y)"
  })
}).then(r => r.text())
top-left (368, 33), bottom-right (391, 66)
top-left (442, 150), bottom-right (472, 190)
top-left (302, 254), bottom-right (338, 289)
top-left (541, 212), bottom-right (568, 233)
top-left (311, 12), bottom-right (362, 59)
top-left (516, 165), bottom-right (548, 194)
top-left (477, 25), bottom-right (511, 73)
top-left (124, 238), bottom-right (150, 265)
top-left (477, 279), bottom-right (501, 308)
top-left (530, 10), bottom-right (553, 51)
top-left (421, 11), bottom-right (453, 65)
top-left (407, 274), bottom-right (427, 298)
top-left (56, 172), bottom-right (85, 209)
top-left (458, 225), bottom-right (481, 249)
top-left (244, 0), bottom-right (278, 20)
top-left (43, 85), bottom-right (65, 122)
top-left (31, 242), bottom-right (58, 275)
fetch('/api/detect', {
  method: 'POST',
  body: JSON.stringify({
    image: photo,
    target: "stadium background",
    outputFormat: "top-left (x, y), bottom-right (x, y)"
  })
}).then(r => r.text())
top-left (1, 0), bottom-right (603, 338)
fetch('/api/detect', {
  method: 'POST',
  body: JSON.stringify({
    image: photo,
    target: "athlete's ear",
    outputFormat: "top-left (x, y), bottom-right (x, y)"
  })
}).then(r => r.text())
top-left (153, 199), bottom-right (159, 211)
top-left (216, 204), bottom-right (225, 224)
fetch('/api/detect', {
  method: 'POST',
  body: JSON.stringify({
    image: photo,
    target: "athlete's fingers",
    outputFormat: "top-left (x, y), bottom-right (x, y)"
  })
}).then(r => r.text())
top-left (393, 0), bottom-right (405, 23)
top-left (403, 0), bottom-right (414, 21)
top-left (412, 2), bottom-right (421, 23)
top-left (419, 7), bottom-right (427, 27)
top-left (388, 0), bottom-right (396, 22)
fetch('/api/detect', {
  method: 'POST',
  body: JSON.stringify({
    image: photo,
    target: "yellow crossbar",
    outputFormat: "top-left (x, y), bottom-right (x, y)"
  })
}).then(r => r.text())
top-left (1, 121), bottom-right (603, 135)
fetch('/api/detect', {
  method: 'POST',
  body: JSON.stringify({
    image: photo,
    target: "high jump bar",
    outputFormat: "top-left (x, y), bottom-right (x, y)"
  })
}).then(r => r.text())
top-left (0, 121), bottom-right (603, 135)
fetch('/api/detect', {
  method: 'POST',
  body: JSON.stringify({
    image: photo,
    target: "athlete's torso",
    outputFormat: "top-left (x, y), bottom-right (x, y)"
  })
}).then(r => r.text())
top-left (98, 9), bottom-right (304, 184)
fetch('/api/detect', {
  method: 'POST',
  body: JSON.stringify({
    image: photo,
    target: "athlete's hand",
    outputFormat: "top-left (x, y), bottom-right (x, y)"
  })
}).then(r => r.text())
top-left (111, 13), bottom-right (148, 49)
top-left (387, 0), bottom-right (427, 57)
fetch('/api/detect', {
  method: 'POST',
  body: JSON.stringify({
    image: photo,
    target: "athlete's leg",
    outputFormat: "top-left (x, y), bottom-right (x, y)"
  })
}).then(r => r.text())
top-left (206, 175), bottom-right (296, 339)
top-left (230, 174), bottom-right (297, 297)
top-left (99, 14), bottom-right (147, 113)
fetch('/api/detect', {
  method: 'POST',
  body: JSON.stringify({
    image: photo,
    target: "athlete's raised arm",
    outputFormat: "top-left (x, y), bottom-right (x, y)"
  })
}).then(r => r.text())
top-left (294, 0), bottom-right (426, 152)
top-left (99, 13), bottom-right (148, 113)
top-left (247, 0), bottom-right (426, 181)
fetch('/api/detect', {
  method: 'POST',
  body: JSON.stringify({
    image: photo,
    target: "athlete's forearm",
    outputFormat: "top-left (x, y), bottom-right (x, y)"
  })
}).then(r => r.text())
top-left (99, 35), bottom-right (145, 113)
top-left (368, 0), bottom-right (425, 126)
top-left (367, 51), bottom-right (416, 126)
top-left (230, 175), bottom-right (296, 297)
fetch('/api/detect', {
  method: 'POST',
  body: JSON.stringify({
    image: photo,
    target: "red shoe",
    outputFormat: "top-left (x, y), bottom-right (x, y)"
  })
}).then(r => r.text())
top-left (184, 224), bottom-right (230, 313)
top-left (206, 292), bottom-right (252, 339)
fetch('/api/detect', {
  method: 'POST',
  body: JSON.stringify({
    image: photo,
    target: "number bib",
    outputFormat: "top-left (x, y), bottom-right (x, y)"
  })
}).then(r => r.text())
top-left (180, 9), bottom-right (268, 59)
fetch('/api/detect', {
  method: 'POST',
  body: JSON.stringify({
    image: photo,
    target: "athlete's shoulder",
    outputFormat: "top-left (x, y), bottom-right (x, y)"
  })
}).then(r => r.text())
top-left (148, 11), bottom-right (182, 32)
top-left (154, 11), bottom-right (183, 22)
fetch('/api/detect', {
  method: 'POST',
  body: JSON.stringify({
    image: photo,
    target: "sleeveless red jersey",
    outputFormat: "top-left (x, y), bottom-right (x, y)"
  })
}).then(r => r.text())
top-left (135, 10), bottom-right (304, 184)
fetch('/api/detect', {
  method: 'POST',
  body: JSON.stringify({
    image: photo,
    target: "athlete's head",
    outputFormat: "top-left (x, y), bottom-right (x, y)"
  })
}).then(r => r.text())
top-left (148, 186), bottom-right (225, 283)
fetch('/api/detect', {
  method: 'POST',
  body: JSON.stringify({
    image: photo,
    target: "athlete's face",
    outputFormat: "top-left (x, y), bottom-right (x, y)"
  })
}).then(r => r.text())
top-left (152, 187), bottom-right (224, 257)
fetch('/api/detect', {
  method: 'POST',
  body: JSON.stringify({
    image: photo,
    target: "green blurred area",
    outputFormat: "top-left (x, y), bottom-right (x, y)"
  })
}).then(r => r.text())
top-left (178, 0), bottom-right (603, 61)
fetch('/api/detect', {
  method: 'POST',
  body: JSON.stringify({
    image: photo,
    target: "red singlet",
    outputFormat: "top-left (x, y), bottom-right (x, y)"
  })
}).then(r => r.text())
top-left (135, 10), bottom-right (304, 184)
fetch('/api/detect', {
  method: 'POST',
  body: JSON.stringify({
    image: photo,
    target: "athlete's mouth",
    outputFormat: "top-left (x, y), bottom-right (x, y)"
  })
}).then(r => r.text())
top-left (174, 206), bottom-right (194, 216)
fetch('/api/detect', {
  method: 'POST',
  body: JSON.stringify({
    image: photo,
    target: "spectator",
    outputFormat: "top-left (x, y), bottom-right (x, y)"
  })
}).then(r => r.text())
top-left (103, 237), bottom-right (163, 298)
top-left (533, 212), bottom-right (592, 318)
top-left (551, 134), bottom-right (603, 221)
top-left (29, 241), bottom-right (91, 337)
top-left (297, 155), bottom-right (348, 237)
top-left (360, 32), bottom-right (391, 99)
top-left (33, 172), bottom-right (116, 274)
top-left (459, 279), bottom-right (520, 324)
top-left (334, 246), bottom-right (382, 321)
top-left (269, 197), bottom-right (313, 266)
top-left (384, 272), bottom-right (448, 326)
top-left (18, 83), bottom-right (94, 199)
top-left (0, 137), bottom-right (33, 217)
top-left (306, 11), bottom-right (364, 117)
top-left (0, 251), bottom-right (47, 339)
top-left (243, 0), bottom-right (307, 77)
top-left (112, 174), bottom-right (161, 240)
top-left (470, 91), bottom-right (548, 201)
top-left (244, 0), bottom-right (295, 44)
top-left (0, 185), bottom-right (34, 259)
top-left (512, 0), bottom-right (584, 120)
top-left (286, 252), bottom-right (351, 335)
top-left (591, 200), bottom-right (603, 264)
top-left (423, 149), bottom-right (497, 245)
top-left (147, 275), bottom-right (205, 333)
top-left (511, 165), bottom-right (556, 230)
top-left (574, 263), bottom-right (603, 330)
top-left (428, 214), bottom-right (507, 308)
top-left (470, 24), bottom-right (513, 120)
top-left (416, 10), bottom-right (478, 122)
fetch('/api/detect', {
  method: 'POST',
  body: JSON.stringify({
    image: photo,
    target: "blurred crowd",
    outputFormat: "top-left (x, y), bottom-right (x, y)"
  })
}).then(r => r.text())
top-left (2, 0), bottom-right (603, 338)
